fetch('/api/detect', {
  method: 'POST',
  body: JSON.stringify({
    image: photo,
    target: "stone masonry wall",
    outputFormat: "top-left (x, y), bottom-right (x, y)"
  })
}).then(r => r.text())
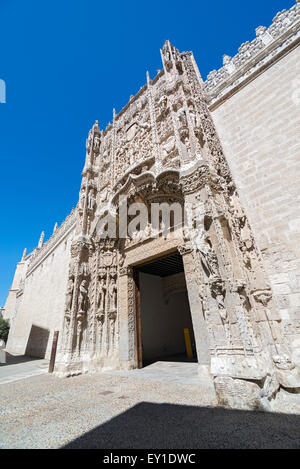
top-left (3, 258), bottom-right (28, 322)
top-left (210, 45), bottom-right (300, 363)
top-left (6, 227), bottom-right (75, 359)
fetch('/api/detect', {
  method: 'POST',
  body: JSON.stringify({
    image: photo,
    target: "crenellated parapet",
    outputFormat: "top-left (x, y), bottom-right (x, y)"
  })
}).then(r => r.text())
top-left (203, 2), bottom-right (299, 108)
top-left (27, 208), bottom-right (77, 275)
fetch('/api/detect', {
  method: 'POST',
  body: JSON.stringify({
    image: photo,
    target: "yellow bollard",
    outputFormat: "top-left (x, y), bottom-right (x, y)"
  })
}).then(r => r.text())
top-left (184, 328), bottom-right (193, 360)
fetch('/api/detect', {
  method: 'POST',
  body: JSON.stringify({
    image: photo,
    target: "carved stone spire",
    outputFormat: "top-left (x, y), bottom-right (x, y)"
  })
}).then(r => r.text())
top-left (146, 70), bottom-right (161, 171)
top-left (38, 231), bottom-right (44, 249)
top-left (21, 248), bottom-right (27, 260)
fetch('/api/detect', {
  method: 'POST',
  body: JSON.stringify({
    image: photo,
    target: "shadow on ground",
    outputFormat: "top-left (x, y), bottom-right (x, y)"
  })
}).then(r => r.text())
top-left (62, 402), bottom-right (300, 449)
top-left (0, 353), bottom-right (41, 367)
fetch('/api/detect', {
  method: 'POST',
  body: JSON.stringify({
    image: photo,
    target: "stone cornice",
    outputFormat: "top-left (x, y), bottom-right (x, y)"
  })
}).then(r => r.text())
top-left (203, 3), bottom-right (299, 109)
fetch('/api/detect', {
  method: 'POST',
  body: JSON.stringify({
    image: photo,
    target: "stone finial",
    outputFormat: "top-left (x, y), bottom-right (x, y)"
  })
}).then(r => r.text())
top-left (21, 248), bottom-right (27, 260)
top-left (53, 222), bottom-right (58, 234)
top-left (38, 231), bottom-right (45, 249)
top-left (223, 54), bottom-right (232, 65)
top-left (255, 26), bottom-right (267, 36)
top-left (92, 120), bottom-right (100, 132)
top-left (255, 25), bottom-right (273, 45)
top-left (223, 54), bottom-right (235, 74)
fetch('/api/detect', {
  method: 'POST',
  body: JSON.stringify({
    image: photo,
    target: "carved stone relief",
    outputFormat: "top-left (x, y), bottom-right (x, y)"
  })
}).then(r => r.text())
top-left (54, 34), bottom-right (299, 410)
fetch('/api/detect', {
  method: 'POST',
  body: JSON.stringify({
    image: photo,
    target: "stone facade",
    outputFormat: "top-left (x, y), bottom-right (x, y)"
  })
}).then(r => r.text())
top-left (4, 2), bottom-right (300, 410)
top-left (5, 211), bottom-right (76, 358)
top-left (207, 2), bottom-right (300, 374)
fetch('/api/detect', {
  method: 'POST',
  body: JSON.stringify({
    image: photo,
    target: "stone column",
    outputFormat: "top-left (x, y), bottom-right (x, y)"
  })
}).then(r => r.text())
top-left (179, 244), bottom-right (211, 367)
top-left (118, 267), bottom-right (136, 370)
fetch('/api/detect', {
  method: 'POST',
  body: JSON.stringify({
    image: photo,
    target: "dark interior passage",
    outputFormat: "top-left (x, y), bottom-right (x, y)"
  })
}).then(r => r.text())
top-left (136, 252), bottom-right (197, 366)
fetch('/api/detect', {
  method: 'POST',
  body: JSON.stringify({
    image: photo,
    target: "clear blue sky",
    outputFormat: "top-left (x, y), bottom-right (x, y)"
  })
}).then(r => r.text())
top-left (0, 0), bottom-right (294, 306)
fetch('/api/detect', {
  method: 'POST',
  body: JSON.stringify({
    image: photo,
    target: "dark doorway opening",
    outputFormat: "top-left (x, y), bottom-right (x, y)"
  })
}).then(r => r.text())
top-left (25, 324), bottom-right (50, 358)
top-left (133, 251), bottom-right (198, 368)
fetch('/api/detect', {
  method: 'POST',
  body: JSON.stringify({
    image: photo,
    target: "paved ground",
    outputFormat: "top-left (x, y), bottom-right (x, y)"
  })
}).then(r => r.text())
top-left (109, 361), bottom-right (203, 385)
top-left (0, 354), bottom-right (48, 385)
top-left (0, 363), bottom-right (300, 449)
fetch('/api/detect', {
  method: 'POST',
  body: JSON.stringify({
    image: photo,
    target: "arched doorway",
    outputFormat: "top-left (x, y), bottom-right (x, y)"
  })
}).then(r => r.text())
top-left (133, 250), bottom-right (198, 368)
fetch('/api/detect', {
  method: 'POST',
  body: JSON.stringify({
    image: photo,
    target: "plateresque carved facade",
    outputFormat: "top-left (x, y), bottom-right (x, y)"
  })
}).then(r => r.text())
top-left (4, 3), bottom-right (300, 409)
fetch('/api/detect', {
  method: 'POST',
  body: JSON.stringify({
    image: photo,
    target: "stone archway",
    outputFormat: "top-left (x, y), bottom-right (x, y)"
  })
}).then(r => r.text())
top-left (94, 168), bottom-right (213, 373)
top-left (55, 159), bottom-right (299, 410)
top-left (118, 236), bottom-right (213, 372)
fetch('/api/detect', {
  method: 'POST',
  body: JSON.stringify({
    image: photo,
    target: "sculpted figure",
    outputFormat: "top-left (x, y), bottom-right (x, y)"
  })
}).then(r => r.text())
top-left (100, 188), bottom-right (108, 202)
top-left (216, 293), bottom-right (228, 322)
top-left (112, 249), bottom-right (117, 266)
top-left (88, 189), bottom-right (96, 211)
top-left (206, 246), bottom-right (220, 279)
top-left (86, 130), bottom-right (93, 151)
top-left (178, 109), bottom-right (188, 127)
top-left (159, 95), bottom-right (168, 113)
top-left (78, 280), bottom-right (88, 313)
top-left (79, 187), bottom-right (86, 210)
top-left (188, 103), bottom-right (200, 127)
top-left (108, 278), bottom-right (117, 310)
top-left (216, 291), bottom-right (231, 344)
top-left (162, 43), bottom-right (171, 62)
top-left (211, 279), bottom-right (228, 321)
top-left (182, 134), bottom-right (191, 153)
top-left (93, 135), bottom-right (100, 153)
top-left (65, 278), bottom-right (74, 312)
top-left (162, 135), bottom-right (176, 159)
top-left (97, 278), bottom-right (106, 311)
top-left (188, 206), bottom-right (220, 279)
top-left (185, 214), bottom-right (220, 278)
top-left (193, 229), bottom-right (219, 280)
top-left (229, 190), bottom-right (244, 219)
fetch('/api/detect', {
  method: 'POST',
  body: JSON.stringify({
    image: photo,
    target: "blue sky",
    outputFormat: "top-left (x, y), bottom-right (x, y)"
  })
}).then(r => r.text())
top-left (0, 0), bottom-right (295, 306)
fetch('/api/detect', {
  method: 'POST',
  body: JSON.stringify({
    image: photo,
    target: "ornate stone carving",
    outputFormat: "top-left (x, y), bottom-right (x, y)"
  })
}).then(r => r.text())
top-left (77, 280), bottom-right (88, 315)
top-left (252, 289), bottom-right (272, 307)
top-left (273, 354), bottom-right (295, 371)
top-left (158, 95), bottom-right (168, 114)
top-left (65, 278), bottom-right (74, 313)
top-left (79, 187), bottom-right (86, 211)
top-left (204, 3), bottom-right (299, 105)
top-left (178, 242), bottom-right (193, 256)
top-left (97, 278), bottom-right (106, 312)
top-left (51, 27), bottom-right (300, 411)
top-left (108, 277), bottom-right (117, 311)
top-left (180, 163), bottom-right (212, 195)
top-left (88, 189), bottom-right (96, 211)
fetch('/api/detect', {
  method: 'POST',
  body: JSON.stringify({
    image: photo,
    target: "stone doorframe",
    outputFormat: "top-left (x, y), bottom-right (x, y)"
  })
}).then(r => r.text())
top-left (117, 234), bottom-right (211, 370)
